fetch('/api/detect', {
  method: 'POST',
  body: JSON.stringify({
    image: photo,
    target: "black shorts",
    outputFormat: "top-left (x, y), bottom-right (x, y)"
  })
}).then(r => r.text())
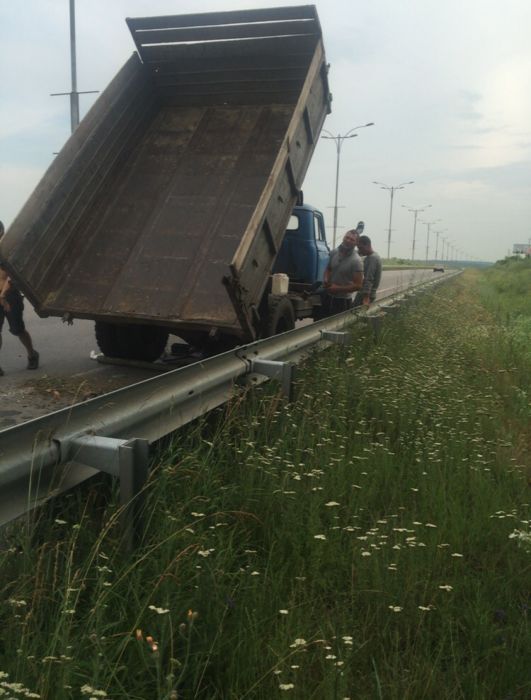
top-left (0, 287), bottom-right (26, 336)
top-left (320, 293), bottom-right (353, 317)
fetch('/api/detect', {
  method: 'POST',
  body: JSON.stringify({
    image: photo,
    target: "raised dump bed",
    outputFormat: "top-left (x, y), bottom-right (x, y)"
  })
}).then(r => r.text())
top-left (0, 6), bottom-right (330, 355)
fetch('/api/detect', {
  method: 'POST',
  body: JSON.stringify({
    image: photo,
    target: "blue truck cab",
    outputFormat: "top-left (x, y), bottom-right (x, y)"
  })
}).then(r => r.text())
top-left (273, 204), bottom-right (330, 284)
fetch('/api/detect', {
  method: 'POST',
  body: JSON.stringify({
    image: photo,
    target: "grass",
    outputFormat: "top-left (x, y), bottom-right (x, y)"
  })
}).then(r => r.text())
top-left (0, 269), bottom-right (529, 699)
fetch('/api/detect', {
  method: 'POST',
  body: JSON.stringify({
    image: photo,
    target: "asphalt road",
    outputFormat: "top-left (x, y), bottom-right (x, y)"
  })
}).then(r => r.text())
top-left (0, 267), bottom-right (442, 428)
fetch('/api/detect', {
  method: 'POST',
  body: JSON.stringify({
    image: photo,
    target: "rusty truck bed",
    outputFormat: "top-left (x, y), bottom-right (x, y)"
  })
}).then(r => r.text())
top-left (0, 6), bottom-right (330, 340)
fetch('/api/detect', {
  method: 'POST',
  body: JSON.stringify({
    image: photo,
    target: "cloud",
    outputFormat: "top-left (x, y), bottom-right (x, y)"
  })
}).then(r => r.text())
top-left (0, 165), bottom-right (47, 227)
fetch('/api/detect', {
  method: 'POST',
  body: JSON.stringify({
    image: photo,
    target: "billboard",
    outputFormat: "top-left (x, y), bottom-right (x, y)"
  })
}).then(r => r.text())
top-left (513, 243), bottom-right (531, 254)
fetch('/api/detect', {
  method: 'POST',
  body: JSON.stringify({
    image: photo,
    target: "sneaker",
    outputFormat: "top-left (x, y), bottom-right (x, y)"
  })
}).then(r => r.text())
top-left (27, 351), bottom-right (39, 370)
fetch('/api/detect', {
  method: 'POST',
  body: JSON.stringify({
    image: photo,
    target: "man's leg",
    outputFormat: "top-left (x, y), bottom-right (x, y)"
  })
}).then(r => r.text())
top-left (6, 291), bottom-right (39, 369)
top-left (17, 331), bottom-right (39, 369)
top-left (0, 309), bottom-right (4, 376)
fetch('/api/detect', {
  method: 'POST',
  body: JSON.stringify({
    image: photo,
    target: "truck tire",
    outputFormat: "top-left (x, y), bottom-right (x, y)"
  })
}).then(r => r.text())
top-left (262, 296), bottom-right (296, 337)
top-left (95, 321), bottom-right (169, 362)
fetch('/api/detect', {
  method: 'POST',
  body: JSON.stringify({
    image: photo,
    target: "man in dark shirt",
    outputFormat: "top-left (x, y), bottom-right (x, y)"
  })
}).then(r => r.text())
top-left (353, 235), bottom-right (382, 307)
top-left (0, 221), bottom-right (39, 375)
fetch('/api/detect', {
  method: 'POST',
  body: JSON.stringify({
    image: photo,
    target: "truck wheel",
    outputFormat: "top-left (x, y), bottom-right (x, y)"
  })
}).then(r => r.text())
top-left (95, 321), bottom-right (169, 362)
top-left (262, 297), bottom-right (295, 337)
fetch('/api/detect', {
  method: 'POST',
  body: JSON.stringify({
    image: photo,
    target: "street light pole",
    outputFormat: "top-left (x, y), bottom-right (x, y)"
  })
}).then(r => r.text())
top-left (418, 219), bottom-right (441, 262)
top-left (322, 122), bottom-right (374, 248)
top-left (402, 204), bottom-right (431, 261)
top-left (434, 229), bottom-right (447, 261)
top-left (50, 0), bottom-right (99, 133)
top-left (373, 180), bottom-right (414, 259)
top-left (441, 237), bottom-right (449, 261)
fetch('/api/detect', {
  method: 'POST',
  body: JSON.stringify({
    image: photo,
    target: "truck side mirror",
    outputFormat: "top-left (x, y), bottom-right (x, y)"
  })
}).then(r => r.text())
top-left (296, 190), bottom-right (304, 206)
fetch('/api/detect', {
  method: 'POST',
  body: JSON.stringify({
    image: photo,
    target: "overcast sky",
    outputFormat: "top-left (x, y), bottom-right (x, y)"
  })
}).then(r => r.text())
top-left (1, 0), bottom-right (531, 262)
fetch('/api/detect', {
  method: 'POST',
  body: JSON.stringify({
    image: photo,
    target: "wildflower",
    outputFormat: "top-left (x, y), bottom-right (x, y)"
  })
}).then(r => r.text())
top-left (148, 605), bottom-right (170, 615)
top-left (418, 605), bottom-right (435, 611)
top-left (361, 551), bottom-right (371, 557)
top-left (425, 523), bottom-right (437, 528)
top-left (250, 570), bottom-right (260, 576)
top-left (80, 686), bottom-right (107, 697)
top-left (197, 549), bottom-right (212, 557)
top-left (135, 629), bottom-right (143, 641)
top-left (325, 501), bottom-right (340, 507)
top-left (279, 609), bottom-right (289, 615)
top-left (509, 529), bottom-right (531, 552)
top-left (145, 635), bottom-right (158, 652)
top-left (325, 654), bottom-right (337, 659)
top-left (451, 553), bottom-right (463, 558)
top-left (54, 519), bottom-right (67, 525)
top-left (439, 585), bottom-right (453, 591)
top-left (279, 683), bottom-right (295, 691)
top-left (190, 512), bottom-right (205, 517)
top-left (289, 638), bottom-right (307, 648)
top-left (388, 606), bottom-right (403, 612)
top-left (313, 534), bottom-right (326, 540)
top-left (187, 609), bottom-right (199, 621)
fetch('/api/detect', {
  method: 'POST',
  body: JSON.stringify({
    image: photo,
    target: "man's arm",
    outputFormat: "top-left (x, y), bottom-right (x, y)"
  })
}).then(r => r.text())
top-left (359, 256), bottom-right (377, 304)
top-left (0, 268), bottom-right (11, 311)
top-left (327, 270), bottom-right (363, 295)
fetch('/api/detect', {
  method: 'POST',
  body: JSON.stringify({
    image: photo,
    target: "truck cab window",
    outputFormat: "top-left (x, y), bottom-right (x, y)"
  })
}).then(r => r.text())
top-left (314, 214), bottom-right (326, 241)
top-left (287, 214), bottom-right (300, 232)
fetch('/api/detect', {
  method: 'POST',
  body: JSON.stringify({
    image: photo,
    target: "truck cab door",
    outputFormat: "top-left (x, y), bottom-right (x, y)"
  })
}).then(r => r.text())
top-left (314, 211), bottom-right (330, 282)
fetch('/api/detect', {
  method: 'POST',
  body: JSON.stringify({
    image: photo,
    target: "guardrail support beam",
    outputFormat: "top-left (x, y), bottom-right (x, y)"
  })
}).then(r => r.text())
top-left (66, 435), bottom-right (149, 549)
top-left (320, 330), bottom-right (349, 345)
top-left (250, 359), bottom-right (295, 400)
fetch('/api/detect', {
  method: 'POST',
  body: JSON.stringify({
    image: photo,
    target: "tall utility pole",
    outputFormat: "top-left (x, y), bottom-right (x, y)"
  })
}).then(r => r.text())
top-left (51, 0), bottom-right (98, 133)
top-left (402, 204), bottom-right (431, 260)
top-left (321, 123), bottom-right (374, 248)
top-left (373, 180), bottom-right (414, 259)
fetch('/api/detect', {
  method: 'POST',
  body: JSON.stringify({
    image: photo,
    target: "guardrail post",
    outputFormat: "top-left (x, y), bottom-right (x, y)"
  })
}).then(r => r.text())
top-left (250, 359), bottom-right (295, 401)
top-left (119, 439), bottom-right (150, 550)
top-left (380, 303), bottom-right (400, 316)
top-left (366, 312), bottom-right (385, 342)
top-left (65, 435), bottom-right (150, 549)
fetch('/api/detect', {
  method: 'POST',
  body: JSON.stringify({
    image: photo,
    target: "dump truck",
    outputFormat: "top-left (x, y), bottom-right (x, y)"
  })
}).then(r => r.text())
top-left (0, 6), bottom-right (332, 361)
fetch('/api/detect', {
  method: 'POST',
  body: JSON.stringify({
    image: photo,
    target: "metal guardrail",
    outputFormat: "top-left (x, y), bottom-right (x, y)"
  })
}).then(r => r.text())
top-left (0, 272), bottom-right (460, 537)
